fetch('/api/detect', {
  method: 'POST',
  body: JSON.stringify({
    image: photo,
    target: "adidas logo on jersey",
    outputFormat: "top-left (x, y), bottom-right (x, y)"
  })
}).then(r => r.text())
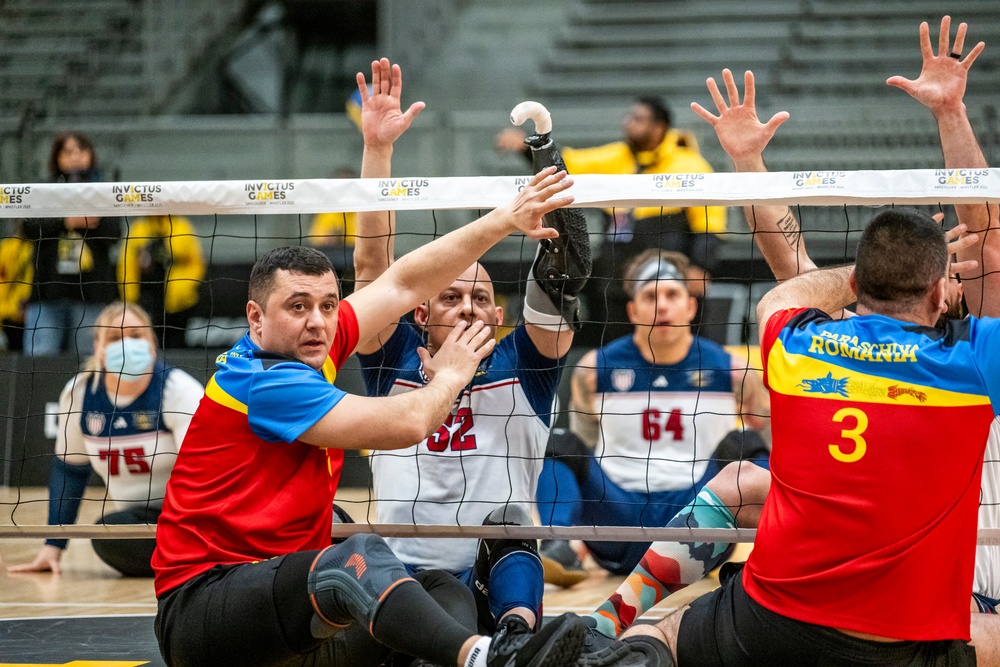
top-left (653, 375), bottom-right (669, 388)
top-left (113, 416), bottom-right (128, 430)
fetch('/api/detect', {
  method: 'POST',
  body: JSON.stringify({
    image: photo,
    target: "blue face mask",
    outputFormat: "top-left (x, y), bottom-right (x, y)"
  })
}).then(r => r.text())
top-left (104, 337), bottom-right (154, 378)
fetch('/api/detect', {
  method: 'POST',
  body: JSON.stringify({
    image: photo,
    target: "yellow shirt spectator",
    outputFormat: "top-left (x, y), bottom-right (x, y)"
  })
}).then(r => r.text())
top-left (118, 215), bottom-right (205, 315)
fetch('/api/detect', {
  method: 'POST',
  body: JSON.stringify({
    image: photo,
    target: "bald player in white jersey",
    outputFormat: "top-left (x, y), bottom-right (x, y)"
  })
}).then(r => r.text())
top-left (349, 59), bottom-right (590, 639)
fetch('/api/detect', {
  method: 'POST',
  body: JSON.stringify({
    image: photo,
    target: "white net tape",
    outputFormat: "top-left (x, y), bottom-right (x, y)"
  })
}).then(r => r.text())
top-left (0, 168), bottom-right (997, 218)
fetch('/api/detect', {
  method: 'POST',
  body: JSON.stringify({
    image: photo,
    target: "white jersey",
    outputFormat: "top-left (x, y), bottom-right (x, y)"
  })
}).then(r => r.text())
top-left (56, 364), bottom-right (204, 511)
top-left (976, 416), bottom-right (1000, 599)
top-left (359, 325), bottom-right (560, 572)
top-left (593, 336), bottom-right (738, 492)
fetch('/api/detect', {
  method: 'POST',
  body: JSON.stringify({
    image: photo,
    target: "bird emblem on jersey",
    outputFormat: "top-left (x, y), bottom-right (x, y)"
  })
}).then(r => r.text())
top-left (611, 369), bottom-right (635, 392)
top-left (85, 412), bottom-right (106, 435)
top-left (652, 375), bottom-right (669, 388)
top-left (798, 372), bottom-right (850, 397)
top-left (113, 416), bottom-right (129, 430)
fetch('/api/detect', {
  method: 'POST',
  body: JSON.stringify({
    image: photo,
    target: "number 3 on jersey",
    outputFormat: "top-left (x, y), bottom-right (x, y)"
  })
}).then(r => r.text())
top-left (427, 407), bottom-right (478, 452)
top-left (828, 407), bottom-right (868, 463)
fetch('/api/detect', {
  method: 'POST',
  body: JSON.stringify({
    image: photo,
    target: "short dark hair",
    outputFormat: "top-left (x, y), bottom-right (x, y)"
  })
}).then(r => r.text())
top-left (248, 246), bottom-right (335, 306)
top-left (854, 208), bottom-right (948, 315)
top-left (634, 96), bottom-right (671, 128)
top-left (48, 131), bottom-right (97, 179)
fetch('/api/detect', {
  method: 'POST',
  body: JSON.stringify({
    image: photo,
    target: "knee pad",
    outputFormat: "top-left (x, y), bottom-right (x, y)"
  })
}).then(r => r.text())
top-left (474, 505), bottom-right (540, 587)
top-left (308, 533), bottom-right (414, 631)
top-left (711, 429), bottom-right (769, 464)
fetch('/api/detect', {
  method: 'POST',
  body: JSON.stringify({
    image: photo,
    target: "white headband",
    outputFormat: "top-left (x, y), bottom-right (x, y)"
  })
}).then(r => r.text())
top-left (630, 258), bottom-right (686, 298)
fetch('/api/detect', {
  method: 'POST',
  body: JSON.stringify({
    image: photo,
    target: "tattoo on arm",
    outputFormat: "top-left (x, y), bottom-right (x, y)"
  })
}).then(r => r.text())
top-left (777, 209), bottom-right (801, 252)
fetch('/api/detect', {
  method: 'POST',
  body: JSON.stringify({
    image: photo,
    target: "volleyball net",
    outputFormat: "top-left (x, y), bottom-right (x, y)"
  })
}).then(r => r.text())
top-left (1, 168), bottom-right (999, 545)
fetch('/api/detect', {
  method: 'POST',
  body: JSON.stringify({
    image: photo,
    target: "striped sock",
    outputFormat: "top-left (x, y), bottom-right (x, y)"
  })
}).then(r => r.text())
top-left (590, 488), bottom-right (736, 637)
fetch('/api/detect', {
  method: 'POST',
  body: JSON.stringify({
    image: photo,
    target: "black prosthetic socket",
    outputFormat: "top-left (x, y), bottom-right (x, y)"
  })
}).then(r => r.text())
top-left (525, 132), bottom-right (592, 331)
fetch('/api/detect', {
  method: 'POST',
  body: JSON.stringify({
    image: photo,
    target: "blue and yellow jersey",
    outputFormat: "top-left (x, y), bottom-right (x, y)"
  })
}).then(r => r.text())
top-left (746, 307), bottom-right (1000, 642)
top-left (153, 302), bottom-right (360, 596)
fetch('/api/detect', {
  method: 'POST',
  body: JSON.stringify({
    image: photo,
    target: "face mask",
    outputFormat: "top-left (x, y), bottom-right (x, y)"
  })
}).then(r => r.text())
top-left (104, 337), bottom-right (153, 378)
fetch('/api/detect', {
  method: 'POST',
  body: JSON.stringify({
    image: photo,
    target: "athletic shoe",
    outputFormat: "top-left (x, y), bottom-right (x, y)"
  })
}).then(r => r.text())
top-left (580, 616), bottom-right (616, 654)
top-left (487, 612), bottom-right (586, 667)
top-left (540, 539), bottom-right (589, 588)
top-left (577, 635), bottom-right (674, 667)
top-left (308, 533), bottom-right (414, 628)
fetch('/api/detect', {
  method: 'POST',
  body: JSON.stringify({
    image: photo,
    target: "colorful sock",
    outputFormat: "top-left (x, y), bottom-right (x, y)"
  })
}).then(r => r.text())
top-left (590, 488), bottom-right (736, 637)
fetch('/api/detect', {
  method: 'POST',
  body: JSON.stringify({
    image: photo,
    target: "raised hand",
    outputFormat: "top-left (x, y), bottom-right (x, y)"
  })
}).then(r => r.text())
top-left (497, 166), bottom-right (574, 240)
top-left (886, 16), bottom-right (985, 116)
top-left (356, 58), bottom-right (426, 150)
top-left (691, 69), bottom-right (789, 169)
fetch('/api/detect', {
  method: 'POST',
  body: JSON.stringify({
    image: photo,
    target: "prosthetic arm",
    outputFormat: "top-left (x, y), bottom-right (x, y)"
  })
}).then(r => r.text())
top-left (511, 101), bottom-right (592, 331)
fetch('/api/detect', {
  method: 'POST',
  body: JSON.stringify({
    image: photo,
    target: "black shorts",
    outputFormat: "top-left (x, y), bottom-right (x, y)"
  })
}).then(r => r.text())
top-left (677, 563), bottom-right (977, 667)
top-left (154, 550), bottom-right (387, 667)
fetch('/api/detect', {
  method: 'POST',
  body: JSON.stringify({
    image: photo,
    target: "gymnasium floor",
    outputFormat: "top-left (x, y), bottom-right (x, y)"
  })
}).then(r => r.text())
top-left (0, 486), bottom-right (739, 665)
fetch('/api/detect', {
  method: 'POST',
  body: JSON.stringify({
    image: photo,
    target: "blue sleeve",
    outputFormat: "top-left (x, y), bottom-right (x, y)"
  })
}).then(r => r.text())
top-left (973, 317), bottom-right (1000, 416)
top-left (504, 326), bottom-right (564, 425)
top-left (357, 322), bottom-right (422, 397)
top-left (248, 362), bottom-right (348, 443)
top-left (45, 457), bottom-right (92, 549)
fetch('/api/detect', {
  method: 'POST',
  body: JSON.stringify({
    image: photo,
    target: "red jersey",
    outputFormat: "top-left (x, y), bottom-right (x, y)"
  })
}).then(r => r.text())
top-left (744, 308), bottom-right (1000, 641)
top-left (152, 302), bottom-right (359, 596)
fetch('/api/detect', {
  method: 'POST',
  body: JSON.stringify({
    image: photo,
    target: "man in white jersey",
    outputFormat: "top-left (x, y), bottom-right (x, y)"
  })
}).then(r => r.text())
top-left (536, 248), bottom-right (770, 586)
top-left (351, 59), bottom-right (590, 638)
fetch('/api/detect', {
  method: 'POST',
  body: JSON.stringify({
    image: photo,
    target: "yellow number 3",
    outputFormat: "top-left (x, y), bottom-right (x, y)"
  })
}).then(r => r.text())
top-left (828, 407), bottom-right (868, 463)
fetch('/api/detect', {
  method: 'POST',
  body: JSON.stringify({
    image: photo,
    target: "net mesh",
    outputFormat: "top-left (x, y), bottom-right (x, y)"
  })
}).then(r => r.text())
top-left (1, 170), bottom-right (998, 544)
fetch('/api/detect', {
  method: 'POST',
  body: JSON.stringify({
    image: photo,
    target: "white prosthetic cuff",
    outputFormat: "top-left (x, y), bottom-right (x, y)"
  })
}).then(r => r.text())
top-left (523, 276), bottom-right (571, 332)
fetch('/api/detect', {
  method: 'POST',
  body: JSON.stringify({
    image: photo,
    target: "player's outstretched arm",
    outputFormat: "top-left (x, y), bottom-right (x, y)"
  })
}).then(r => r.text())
top-left (352, 57), bottom-right (425, 353)
top-left (887, 17), bottom-right (1000, 318)
top-left (756, 266), bottom-right (856, 343)
top-left (692, 69), bottom-right (814, 282)
top-left (347, 167), bottom-right (573, 347)
top-left (300, 320), bottom-right (495, 450)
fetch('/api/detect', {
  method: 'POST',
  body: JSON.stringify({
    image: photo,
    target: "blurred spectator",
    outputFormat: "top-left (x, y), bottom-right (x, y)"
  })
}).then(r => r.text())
top-left (0, 219), bottom-right (34, 352)
top-left (307, 166), bottom-right (358, 293)
top-left (118, 215), bottom-right (205, 348)
top-left (497, 97), bottom-right (725, 343)
top-left (22, 132), bottom-right (122, 357)
top-left (7, 301), bottom-right (204, 576)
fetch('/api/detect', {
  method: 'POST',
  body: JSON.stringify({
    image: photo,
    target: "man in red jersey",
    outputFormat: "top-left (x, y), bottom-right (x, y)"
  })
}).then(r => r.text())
top-left (576, 17), bottom-right (1000, 666)
top-left (150, 160), bottom-right (589, 665)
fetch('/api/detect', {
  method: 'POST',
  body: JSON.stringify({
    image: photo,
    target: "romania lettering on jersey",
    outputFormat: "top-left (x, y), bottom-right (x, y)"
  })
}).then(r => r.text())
top-left (767, 337), bottom-right (990, 408)
top-left (807, 330), bottom-right (918, 362)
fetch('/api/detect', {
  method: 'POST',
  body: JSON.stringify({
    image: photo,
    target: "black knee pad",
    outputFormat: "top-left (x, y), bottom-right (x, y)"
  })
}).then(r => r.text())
top-left (711, 429), bottom-right (769, 464)
top-left (474, 506), bottom-right (539, 589)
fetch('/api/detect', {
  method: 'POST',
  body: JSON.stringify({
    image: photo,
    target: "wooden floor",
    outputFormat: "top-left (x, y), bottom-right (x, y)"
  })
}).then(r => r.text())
top-left (0, 486), bottom-right (743, 663)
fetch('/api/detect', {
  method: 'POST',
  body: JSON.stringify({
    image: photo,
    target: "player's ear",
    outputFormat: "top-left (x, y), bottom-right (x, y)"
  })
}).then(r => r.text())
top-left (247, 300), bottom-right (264, 336)
top-left (413, 303), bottom-right (429, 327)
top-left (494, 305), bottom-right (503, 324)
top-left (626, 299), bottom-right (638, 325)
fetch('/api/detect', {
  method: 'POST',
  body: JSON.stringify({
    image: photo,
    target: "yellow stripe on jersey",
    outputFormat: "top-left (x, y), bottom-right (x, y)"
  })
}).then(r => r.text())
top-left (205, 373), bottom-right (249, 414)
top-left (321, 356), bottom-right (339, 384)
top-left (766, 338), bottom-right (991, 407)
